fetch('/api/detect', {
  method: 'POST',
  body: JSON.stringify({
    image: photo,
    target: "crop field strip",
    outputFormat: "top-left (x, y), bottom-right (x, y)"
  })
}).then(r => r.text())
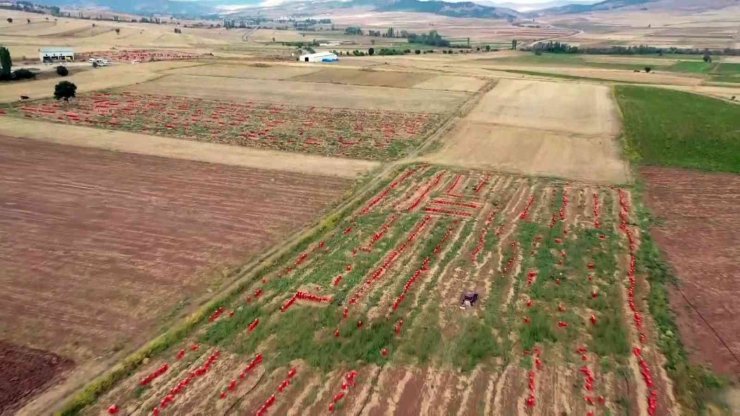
top-left (90, 165), bottom-right (676, 416)
top-left (7, 92), bottom-right (442, 161)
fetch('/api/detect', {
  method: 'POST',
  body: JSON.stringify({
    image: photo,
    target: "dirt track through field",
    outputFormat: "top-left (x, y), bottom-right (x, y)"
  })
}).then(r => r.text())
top-left (0, 134), bottom-right (351, 366)
top-left (0, 118), bottom-right (378, 179)
top-left (422, 79), bottom-right (630, 184)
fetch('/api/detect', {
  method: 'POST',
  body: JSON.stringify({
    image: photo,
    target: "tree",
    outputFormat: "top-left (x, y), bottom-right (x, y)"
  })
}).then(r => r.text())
top-left (485, 44), bottom-right (491, 52)
top-left (12, 68), bottom-right (35, 80)
top-left (703, 52), bottom-right (712, 63)
top-left (27, 19), bottom-right (30, 24)
top-left (6, 18), bottom-right (12, 24)
top-left (415, 49), bottom-right (421, 54)
top-left (511, 39), bottom-right (518, 50)
top-left (54, 81), bottom-right (77, 101)
top-left (0, 46), bottom-right (11, 77)
top-left (386, 27), bottom-right (394, 38)
top-left (644, 66), bottom-right (652, 73)
top-left (115, 28), bottom-right (120, 35)
top-left (56, 65), bottom-right (69, 76)
top-left (368, 47), bottom-right (374, 56)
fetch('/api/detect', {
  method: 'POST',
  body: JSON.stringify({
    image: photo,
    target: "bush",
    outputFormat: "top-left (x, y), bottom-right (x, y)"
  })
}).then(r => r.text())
top-left (56, 65), bottom-right (69, 76)
top-left (12, 68), bottom-right (35, 80)
top-left (54, 80), bottom-right (77, 101)
top-left (368, 47), bottom-right (374, 56)
top-left (414, 49), bottom-right (421, 54)
top-left (644, 66), bottom-right (652, 73)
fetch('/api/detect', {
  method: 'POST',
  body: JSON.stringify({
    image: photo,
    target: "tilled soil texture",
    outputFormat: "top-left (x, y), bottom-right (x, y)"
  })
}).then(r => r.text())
top-left (91, 166), bottom-right (676, 416)
top-left (0, 341), bottom-right (73, 416)
top-left (641, 167), bottom-right (740, 379)
top-left (0, 135), bottom-right (351, 366)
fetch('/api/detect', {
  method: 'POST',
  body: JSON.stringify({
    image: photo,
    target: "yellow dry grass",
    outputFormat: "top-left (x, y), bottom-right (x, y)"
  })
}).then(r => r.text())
top-left (125, 74), bottom-right (471, 113)
top-left (163, 63), bottom-right (322, 80)
top-left (0, 61), bottom-right (200, 103)
top-left (423, 79), bottom-right (629, 184)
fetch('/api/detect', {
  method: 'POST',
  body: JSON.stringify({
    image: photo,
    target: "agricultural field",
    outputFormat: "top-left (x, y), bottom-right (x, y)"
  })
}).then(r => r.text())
top-left (77, 50), bottom-right (205, 63)
top-left (424, 79), bottom-right (629, 184)
top-left (0, 341), bottom-right (73, 415)
top-left (0, 135), bottom-right (353, 412)
top-left (615, 85), bottom-right (740, 173)
top-left (125, 75), bottom-right (470, 113)
top-left (640, 168), bottom-right (740, 380)
top-left (8, 91), bottom-right (442, 161)
top-left (82, 165), bottom-right (676, 416)
top-left (163, 64), bottom-right (322, 80)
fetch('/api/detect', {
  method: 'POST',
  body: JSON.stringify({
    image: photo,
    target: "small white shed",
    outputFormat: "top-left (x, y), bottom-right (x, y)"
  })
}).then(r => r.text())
top-left (40, 47), bottom-right (75, 63)
top-left (299, 52), bottom-right (338, 63)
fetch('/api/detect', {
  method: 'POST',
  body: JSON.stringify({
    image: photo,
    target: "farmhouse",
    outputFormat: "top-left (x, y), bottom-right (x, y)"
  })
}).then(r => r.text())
top-left (299, 51), bottom-right (338, 63)
top-left (39, 47), bottom-right (75, 63)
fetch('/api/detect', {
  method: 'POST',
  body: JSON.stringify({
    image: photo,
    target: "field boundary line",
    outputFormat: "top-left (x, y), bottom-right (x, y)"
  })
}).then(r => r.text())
top-left (53, 162), bottom-right (411, 416)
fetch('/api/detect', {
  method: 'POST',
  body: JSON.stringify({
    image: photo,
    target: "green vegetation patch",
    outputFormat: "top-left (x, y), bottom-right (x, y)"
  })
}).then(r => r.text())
top-left (615, 85), bottom-right (740, 173)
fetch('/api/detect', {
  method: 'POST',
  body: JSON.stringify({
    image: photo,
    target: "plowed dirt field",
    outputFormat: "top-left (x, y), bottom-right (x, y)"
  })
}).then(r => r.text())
top-left (0, 135), bottom-right (351, 399)
top-left (641, 167), bottom-right (740, 379)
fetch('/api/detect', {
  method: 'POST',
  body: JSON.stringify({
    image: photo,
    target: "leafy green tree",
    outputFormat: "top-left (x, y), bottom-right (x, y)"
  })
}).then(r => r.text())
top-left (54, 81), bottom-right (77, 101)
top-left (56, 65), bottom-right (69, 76)
top-left (511, 39), bottom-right (517, 50)
top-left (0, 46), bottom-right (11, 77)
top-left (368, 47), bottom-right (374, 56)
top-left (485, 45), bottom-right (491, 52)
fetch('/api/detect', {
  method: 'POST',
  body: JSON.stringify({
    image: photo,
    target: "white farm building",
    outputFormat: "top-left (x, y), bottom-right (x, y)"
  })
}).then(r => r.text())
top-left (299, 51), bottom-right (338, 63)
top-left (40, 47), bottom-right (75, 63)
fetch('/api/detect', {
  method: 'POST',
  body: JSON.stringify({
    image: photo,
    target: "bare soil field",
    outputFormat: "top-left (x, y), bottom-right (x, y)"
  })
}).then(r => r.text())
top-left (85, 166), bottom-right (675, 416)
top-left (424, 79), bottom-right (629, 183)
top-left (0, 135), bottom-right (352, 406)
top-left (0, 61), bottom-right (200, 103)
top-left (0, 341), bottom-right (73, 416)
top-left (125, 74), bottom-right (470, 113)
top-left (641, 167), bottom-right (740, 379)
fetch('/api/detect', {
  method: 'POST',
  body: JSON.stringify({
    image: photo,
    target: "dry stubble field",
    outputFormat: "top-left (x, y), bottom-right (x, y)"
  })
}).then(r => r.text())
top-left (424, 79), bottom-right (629, 184)
top-left (88, 165), bottom-right (675, 416)
top-left (0, 135), bottom-right (352, 414)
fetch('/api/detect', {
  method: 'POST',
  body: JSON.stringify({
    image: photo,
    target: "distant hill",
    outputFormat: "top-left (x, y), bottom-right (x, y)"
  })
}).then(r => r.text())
top-left (33, 0), bottom-right (217, 15)
top-left (35, 0), bottom-right (519, 19)
top-left (532, 0), bottom-right (650, 15)
top-left (350, 0), bottom-right (519, 19)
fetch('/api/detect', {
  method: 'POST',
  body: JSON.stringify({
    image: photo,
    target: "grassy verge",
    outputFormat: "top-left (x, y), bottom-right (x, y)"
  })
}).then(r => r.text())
top-left (614, 85), bottom-right (740, 173)
top-left (55, 164), bottom-right (400, 416)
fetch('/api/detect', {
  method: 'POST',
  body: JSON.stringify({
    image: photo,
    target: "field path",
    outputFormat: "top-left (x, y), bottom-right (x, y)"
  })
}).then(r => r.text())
top-left (0, 118), bottom-right (379, 179)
